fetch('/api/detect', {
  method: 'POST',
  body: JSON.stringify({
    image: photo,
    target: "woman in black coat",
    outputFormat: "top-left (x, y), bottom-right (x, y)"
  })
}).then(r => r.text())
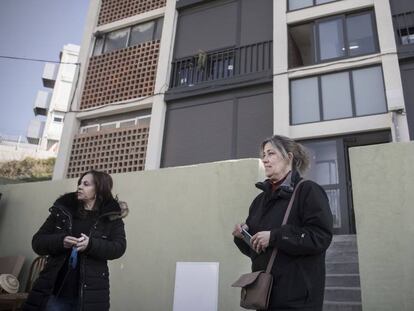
top-left (233, 135), bottom-right (333, 311)
top-left (23, 170), bottom-right (127, 311)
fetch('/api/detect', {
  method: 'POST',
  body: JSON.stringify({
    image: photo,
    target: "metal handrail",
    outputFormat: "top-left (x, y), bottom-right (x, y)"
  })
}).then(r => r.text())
top-left (170, 40), bottom-right (273, 88)
top-left (393, 11), bottom-right (414, 45)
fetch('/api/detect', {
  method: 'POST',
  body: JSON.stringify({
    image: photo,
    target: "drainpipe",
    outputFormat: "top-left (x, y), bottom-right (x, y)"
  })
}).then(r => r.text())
top-left (391, 108), bottom-right (405, 142)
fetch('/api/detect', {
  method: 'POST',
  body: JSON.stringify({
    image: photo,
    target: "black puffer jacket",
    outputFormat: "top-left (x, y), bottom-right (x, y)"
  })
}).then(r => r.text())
top-left (23, 192), bottom-right (127, 311)
top-left (234, 170), bottom-right (333, 311)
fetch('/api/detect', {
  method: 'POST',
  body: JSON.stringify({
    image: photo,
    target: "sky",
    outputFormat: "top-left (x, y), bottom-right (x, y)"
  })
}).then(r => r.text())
top-left (0, 0), bottom-right (89, 139)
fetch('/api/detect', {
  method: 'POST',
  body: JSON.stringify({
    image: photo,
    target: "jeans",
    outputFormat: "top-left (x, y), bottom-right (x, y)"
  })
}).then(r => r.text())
top-left (45, 295), bottom-right (79, 311)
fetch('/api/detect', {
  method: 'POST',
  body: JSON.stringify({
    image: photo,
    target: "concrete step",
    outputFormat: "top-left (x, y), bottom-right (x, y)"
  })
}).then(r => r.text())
top-left (324, 287), bottom-right (361, 302)
top-left (326, 274), bottom-right (361, 287)
top-left (323, 301), bottom-right (362, 311)
top-left (326, 251), bottom-right (359, 263)
top-left (332, 235), bottom-right (357, 243)
top-left (326, 262), bottom-right (360, 274)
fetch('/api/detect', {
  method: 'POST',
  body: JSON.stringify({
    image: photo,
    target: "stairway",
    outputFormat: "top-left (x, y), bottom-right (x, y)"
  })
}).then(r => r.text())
top-left (323, 235), bottom-right (362, 311)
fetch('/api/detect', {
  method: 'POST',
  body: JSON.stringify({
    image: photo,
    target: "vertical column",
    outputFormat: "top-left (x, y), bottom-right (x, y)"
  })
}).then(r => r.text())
top-left (376, 0), bottom-right (410, 141)
top-left (273, 0), bottom-right (290, 136)
top-left (145, 0), bottom-right (177, 169)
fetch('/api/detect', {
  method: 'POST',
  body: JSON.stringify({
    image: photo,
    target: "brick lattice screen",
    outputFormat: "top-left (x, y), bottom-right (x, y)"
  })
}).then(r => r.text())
top-left (80, 41), bottom-right (160, 110)
top-left (98, 0), bottom-right (166, 25)
top-left (67, 125), bottom-right (149, 178)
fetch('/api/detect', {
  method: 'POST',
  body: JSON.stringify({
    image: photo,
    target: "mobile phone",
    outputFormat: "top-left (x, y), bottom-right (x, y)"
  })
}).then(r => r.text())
top-left (241, 228), bottom-right (253, 249)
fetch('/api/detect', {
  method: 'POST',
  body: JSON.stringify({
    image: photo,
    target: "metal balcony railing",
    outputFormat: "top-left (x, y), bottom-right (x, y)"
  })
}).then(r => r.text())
top-left (170, 40), bottom-right (273, 89)
top-left (393, 11), bottom-right (414, 45)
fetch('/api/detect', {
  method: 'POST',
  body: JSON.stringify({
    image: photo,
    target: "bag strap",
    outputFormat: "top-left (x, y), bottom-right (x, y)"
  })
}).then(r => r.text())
top-left (265, 179), bottom-right (306, 274)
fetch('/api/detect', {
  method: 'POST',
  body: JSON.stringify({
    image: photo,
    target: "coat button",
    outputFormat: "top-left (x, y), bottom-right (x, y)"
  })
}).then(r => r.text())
top-left (57, 213), bottom-right (60, 217)
top-left (62, 219), bottom-right (66, 222)
top-left (84, 284), bottom-right (87, 288)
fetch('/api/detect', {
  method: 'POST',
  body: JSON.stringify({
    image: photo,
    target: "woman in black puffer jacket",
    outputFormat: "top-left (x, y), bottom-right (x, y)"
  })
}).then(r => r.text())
top-left (23, 170), bottom-right (127, 311)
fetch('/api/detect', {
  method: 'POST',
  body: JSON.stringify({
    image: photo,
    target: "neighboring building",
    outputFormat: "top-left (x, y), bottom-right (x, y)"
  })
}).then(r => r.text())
top-left (0, 134), bottom-right (56, 162)
top-left (390, 0), bottom-right (414, 139)
top-left (55, 0), bottom-right (410, 235)
top-left (27, 44), bottom-right (80, 153)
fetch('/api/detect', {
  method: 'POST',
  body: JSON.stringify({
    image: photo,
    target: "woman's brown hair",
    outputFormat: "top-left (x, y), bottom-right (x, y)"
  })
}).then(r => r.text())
top-left (261, 135), bottom-right (310, 173)
top-left (77, 170), bottom-right (114, 210)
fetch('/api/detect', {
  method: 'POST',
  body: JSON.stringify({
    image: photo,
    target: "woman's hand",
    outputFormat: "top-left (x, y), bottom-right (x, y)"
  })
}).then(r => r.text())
top-left (232, 223), bottom-right (249, 239)
top-left (251, 231), bottom-right (270, 253)
top-left (76, 233), bottom-right (90, 252)
top-left (63, 236), bottom-right (79, 249)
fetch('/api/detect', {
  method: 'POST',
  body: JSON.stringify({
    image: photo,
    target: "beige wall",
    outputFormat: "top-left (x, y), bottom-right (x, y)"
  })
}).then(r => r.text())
top-left (349, 142), bottom-right (414, 311)
top-left (0, 159), bottom-right (264, 311)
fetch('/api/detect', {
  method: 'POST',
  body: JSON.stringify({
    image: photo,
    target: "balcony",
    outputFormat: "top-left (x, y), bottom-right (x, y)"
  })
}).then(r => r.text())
top-left (26, 119), bottom-right (45, 144)
top-left (33, 91), bottom-right (51, 116)
top-left (167, 40), bottom-right (273, 100)
top-left (392, 11), bottom-right (414, 59)
top-left (42, 63), bottom-right (58, 88)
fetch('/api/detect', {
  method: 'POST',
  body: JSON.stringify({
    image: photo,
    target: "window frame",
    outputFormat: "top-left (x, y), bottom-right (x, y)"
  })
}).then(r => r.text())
top-left (289, 64), bottom-right (388, 125)
top-left (92, 18), bottom-right (163, 56)
top-left (79, 115), bottom-right (152, 133)
top-left (288, 10), bottom-right (379, 68)
top-left (287, 0), bottom-right (341, 12)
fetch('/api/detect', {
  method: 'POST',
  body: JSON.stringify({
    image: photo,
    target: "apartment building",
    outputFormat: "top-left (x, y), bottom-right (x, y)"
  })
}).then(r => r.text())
top-left (27, 44), bottom-right (80, 153)
top-left (55, 0), bottom-right (411, 237)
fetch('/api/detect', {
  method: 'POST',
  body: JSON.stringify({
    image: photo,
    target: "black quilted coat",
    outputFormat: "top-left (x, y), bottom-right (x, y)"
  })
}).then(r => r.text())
top-left (23, 192), bottom-right (127, 311)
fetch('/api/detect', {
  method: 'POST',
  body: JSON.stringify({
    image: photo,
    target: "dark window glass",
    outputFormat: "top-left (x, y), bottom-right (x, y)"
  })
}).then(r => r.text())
top-left (321, 72), bottom-right (352, 120)
top-left (154, 18), bottom-right (164, 40)
top-left (289, 11), bottom-right (378, 68)
top-left (291, 77), bottom-right (320, 124)
top-left (290, 66), bottom-right (387, 124)
top-left (288, 23), bottom-right (315, 68)
top-left (289, 0), bottom-right (313, 10)
top-left (93, 37), bottom-right (104, 56)
top-left (316, 0), bottom-right (336, 4)
top-left (346, 13), bottom-right (376, 56)
top-left (318, 18), bottom-right (346, 61)
top-left (352, 67), bottom-right (387, 116)
top-left (104, 28), bottom-right (129, 53)
top-left (130, 21), bottom-right (155, 46)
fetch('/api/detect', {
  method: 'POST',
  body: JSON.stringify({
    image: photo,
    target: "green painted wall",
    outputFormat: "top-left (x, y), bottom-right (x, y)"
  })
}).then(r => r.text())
top-left (349, 142), bottom-right (414, 311)
top-left (0, 159), bottom-right (264, 311)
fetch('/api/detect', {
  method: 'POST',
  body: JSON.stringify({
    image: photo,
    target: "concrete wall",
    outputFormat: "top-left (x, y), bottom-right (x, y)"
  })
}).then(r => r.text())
top-left (0, 159), bottom-right (264, 311)
top-left (0, 143), bottom-right (56, 162)
top-left (349, 142), bottom-right (414, 311)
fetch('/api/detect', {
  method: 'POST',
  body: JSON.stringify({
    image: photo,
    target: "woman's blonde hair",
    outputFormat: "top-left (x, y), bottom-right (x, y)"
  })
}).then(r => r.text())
top-left (261, 135), bottom-right (310, 173)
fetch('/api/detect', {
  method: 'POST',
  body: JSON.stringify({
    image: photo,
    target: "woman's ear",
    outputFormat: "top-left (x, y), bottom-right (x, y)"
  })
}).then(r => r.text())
top-left (287, 152), bottom-right (294, 163)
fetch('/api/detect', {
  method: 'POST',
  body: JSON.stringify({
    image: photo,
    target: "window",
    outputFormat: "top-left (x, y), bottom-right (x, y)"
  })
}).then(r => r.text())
top-left (289, 11), bottom-right (378, 68)
top-left (290, 66), bottom-right (387, 124)
top-left (93, 18), bottom-right (163, 56)
top-left (288, 0), bottom-right (338, 11)
top-left (80, 125), bottom-right (99, 134)
top-left (79, 115), bottom-right (151, 133)
top-left (130, 22), bottom-right (155, 46)
top-left (103, 28), bottom-right (129, 54)
top-left (53, 116), bottom-right (64, 123)
top-left (393, 11), bottom-right (414, 45)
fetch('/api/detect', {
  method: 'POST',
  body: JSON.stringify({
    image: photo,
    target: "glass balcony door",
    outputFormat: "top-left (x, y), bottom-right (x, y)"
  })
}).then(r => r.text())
top-left (302, 131), bottom-right (391, 234)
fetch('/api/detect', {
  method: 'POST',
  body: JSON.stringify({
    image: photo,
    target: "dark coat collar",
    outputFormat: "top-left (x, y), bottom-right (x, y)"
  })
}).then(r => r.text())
top-left (255, 169), bottom-right (302, 198)
top-left (52, 192), bottom-right (121, 218)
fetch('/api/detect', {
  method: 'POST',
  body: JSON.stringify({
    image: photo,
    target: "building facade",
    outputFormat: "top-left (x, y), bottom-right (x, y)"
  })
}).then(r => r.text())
top-left (27, 44), bottom-right (80, 153)
top-left (55, 0), bottom-right (411, 236)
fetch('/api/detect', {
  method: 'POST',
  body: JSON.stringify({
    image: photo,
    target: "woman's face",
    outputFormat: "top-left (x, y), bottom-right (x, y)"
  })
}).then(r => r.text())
top-left (261, 142), bottom-right (292, 181)
top-left (77, 173), bottom-right (96, 202)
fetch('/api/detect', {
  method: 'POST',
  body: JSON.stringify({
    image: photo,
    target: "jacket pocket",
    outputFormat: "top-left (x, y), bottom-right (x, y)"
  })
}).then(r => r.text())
top-left (274, 261), bottom-right (310, 305)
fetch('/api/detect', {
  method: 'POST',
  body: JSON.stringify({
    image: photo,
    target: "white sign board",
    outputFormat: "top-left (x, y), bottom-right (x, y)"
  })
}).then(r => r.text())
top-left (172, 262), bottom-right (219, 311)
